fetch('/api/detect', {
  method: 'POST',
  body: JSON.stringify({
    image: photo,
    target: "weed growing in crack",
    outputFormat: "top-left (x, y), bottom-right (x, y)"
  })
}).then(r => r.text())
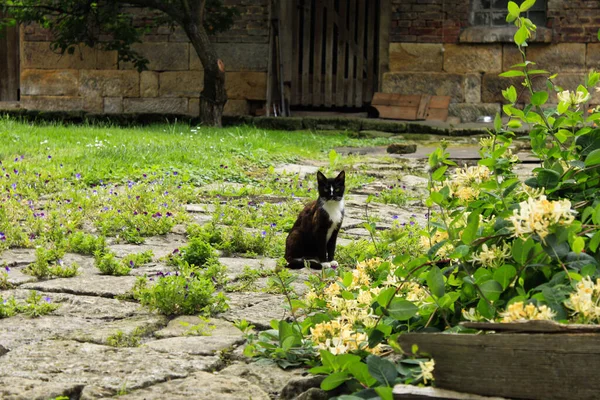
top-left (133, 263), bottom-right (228, 316)
top-left (179, 316), bottom-right (216, 336)
top-left (1, 291), bottom-right (59, 319)
top-left (225, 265), bottom-right (273, 292)
top-left (67, 232), bottom-right (107, 255)
top-left (24, 243), bottom-right (79, 279)
top-left (106, 328), bottom-right (144, 347)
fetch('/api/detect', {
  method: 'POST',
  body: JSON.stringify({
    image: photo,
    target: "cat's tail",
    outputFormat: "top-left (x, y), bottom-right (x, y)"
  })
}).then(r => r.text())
top-left (286, 258), bottom-right (323, 269)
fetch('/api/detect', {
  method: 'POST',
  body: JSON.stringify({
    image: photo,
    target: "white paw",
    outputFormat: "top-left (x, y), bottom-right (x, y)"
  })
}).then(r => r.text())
top-left (330, 261), bottom-right (339, 268)
top-left (321, 262), bottom-right (331, 269)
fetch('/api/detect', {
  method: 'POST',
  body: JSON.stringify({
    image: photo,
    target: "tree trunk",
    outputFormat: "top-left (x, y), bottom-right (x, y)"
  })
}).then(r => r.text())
top-left (182, 22), bottom-right (227, 127)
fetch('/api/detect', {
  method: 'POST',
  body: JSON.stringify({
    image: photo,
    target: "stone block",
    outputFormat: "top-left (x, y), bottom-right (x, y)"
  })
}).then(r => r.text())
top-left (223, 100), bottom-right (249, 116)
top-left (21, 42), bottom-right (96, 70)
top-left (388, 43), bottom-right (443, 72)
top-left (226, 72), bottom-right (267, 100)
top-left (21, 70), bottom-right (79, 96)
top-left (188, 98), bottom-right (200, 116)
top-left (141, 71), bottom-right (159, 97)
top-left (21, 96), bottom-right (83, 111)
top-left (504, 43), bottom-right (586, 72)
top-left (443, 44), bottom-right (502, 73)
top-left (587, 43), bottom-right (600, 69)
top-left (95, 50), bottom-right (118, 69)
top-left (83, 94), bottom-right (103, 113)
top-left (123, 98), bottom-right (188, 114)
top-left (190, 43), bottom-right (269, 72)
top-left (79, 70), bottom-right (140, 97)
top-left (382, 72), bottom-right (465, 102)
top-left (159, 71), bottom-right (204, 97)
top-left (123, 42), bottom-right (189, 71)
top-left (464, 73), bottom-right (481, 103)
top-left (448, 103), bottom-right (501, 123)
top-left (104, 97), bottom-right (123, 114)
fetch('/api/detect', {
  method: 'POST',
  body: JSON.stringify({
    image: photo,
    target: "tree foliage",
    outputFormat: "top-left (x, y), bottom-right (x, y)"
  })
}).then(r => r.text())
top-left (0, 0), bottom-right (237, 72)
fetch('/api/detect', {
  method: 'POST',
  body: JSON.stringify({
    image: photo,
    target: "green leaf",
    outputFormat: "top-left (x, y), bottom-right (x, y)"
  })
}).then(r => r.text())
top-left (431, 165), bottom-right (448, 181)
top-left (377, 287), bottom-right (396, 307)
top-left (508, 1), bottom-right (521, 17)
top-left (493, 264), bottom-right (517, 290)
top-left (584, 148), bottom-right (600, 167)
top-left (367, 355), bottom-right (398, 386)
top-left (320, 350), bottom-right (336, 369)
top-left (502, 85), bottom-right (518, 103)
top-left (590, 231), bottom-right (600, 253)
top-left (499, 70), bottom-right (526, 77)
top-left (520, 0), bottom-right (536, 11)
top-left (388, 298), bottom-right (418, 320)
top-left (557, 101), bottom-right (569, 114)
top-left (494, 112), bottom-right (502, 132)
top-left (427, 266), bottom-right (445, 298)
top-left (572, 236), bottom-right (585, 254)
top-left (598, 28), bottom-right (600, 41)
top-left (348, 362), bottom-right (377, 387)
top-left (375, 387), bottom-right (394, 400)
top-left (477, 298), bottom-right (495, 319)
top-left (320, 371), bottom-right (350, 391)
top-left (462, 211), bottom-right (480, 245)
top-left (537, 168), bottom-right (560, 189)
top-left (531, 91), bottom-right (549, 106)
top-left (479, 280), bottom-right (503, 301)
top-left (514, 24), bottom-right (529, 46)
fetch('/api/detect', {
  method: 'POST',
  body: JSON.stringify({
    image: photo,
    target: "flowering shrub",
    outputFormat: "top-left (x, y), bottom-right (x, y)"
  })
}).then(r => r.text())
top-left (242, 1), bottom-right (600, 396)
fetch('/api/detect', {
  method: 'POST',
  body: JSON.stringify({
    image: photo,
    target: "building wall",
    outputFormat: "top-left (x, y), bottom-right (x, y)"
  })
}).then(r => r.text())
top-left (19, 1), bottom-right (270, 116)
top-left (385, 0), bottom-right (600, 121)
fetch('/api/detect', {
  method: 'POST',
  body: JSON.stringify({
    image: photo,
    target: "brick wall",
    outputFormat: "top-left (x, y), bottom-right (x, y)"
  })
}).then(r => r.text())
top-left (385, 0), bottom-right (600, 122)
top-left (19, 0), bottom-right (270, 116)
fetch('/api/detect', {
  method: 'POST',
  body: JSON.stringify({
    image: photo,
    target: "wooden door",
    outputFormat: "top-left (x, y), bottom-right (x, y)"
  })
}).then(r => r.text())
top-left (0, 13), bottom-right (20, 102)
top-left (288, 0), bottom-right (379, 108)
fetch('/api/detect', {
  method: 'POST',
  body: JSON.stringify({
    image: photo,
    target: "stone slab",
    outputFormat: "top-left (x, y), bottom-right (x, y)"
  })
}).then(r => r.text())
top-left (21, 69), bottom-right (79, 96)
top-left (140, 71), bottom-right (159, 97)
top-left (108, 233), bottom-right (186, 260)
top-left (148, 318), bottom-right (244, 355)
top-left (389, 43), bottom-right (443, 72)
top-left (21, 274), bottom-right (137, 298)
top-left (0, 340), bottom-right (221, 395)
top-left (274, 164), bottom-right (320, 179)
top-left (221, 292), bottom-right (287, 330)
top-left (449, 103), bottom-right (501, 123)
top-left (125, 42), bottom-right (190, 71)
top-left (123, 98), bottom-right (188, 114)
top-left (159, 71), bottom-right (204, 97)
top-left (503, 43), bottom-right (586, 72)
top-left (443, 44), bottom-right (502, 73)
top-left (220, 362), bottom-right (306, 398)
top-left (226, 72), bottom-right (267, 100)
top-left (120, 371), bottom-right (270, 400)
top-left (382, 72), bottom-right (465, 103)
top-left (21, 96), bottom-right (83, 112)
top-left (21, 41), bottom-right (96, 70)
top-left (79, 70), bottom-right (140, 97)
top-left (219, 257), bottom-right (277, 281)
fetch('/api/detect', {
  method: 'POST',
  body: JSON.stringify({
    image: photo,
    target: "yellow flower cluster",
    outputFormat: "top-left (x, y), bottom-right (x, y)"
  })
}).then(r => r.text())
top-left (508, 195), bottom-right (575, 241)
top-left (419, 230), bottom-right (454, 258)
top-left (499, 301), bottom-right (556, 323)
top-left (416, 359), bottom-right (435, 384)
top-left (565, 277), bottom-right (600, 323)
top-left (470, 243), bottom-right (511, 268)
top-left (310, 319), bottom-right (382, 355)
top-left (443, 165), bottom-right (492, 202)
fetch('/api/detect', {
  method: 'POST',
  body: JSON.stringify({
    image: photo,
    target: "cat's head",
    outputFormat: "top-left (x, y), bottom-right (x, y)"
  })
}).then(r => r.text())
top-left (317, 171), bottom-right (345, 201)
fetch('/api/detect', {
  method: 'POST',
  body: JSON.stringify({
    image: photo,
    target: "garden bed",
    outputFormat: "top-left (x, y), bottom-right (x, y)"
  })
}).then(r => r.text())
top-left (397, 321), bottom-right (600, 400)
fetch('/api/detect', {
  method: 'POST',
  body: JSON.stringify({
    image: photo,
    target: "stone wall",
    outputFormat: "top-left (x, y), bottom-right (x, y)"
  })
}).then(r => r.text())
top-left (19, 1), bottom-right (270, 116)
top-left (385, 0), bottom-right (600, 122)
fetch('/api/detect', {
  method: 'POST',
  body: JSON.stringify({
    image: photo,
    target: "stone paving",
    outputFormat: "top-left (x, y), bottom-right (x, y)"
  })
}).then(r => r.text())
top-left (0, 141), bottom-right (537, 399)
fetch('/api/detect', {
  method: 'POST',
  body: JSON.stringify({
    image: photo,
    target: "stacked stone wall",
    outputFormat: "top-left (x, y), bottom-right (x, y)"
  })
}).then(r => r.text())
top-left (19, 0), bottom-right (270, 116)
top-left (386, 0), bottom-right (600, 121)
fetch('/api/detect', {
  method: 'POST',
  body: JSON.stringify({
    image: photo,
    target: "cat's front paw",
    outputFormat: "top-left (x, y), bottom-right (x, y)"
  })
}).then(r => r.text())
top-left (321, 262), bottom-right (331, 269)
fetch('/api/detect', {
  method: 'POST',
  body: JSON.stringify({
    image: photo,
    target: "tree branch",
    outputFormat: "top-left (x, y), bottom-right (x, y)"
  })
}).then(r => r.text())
top-left (118, 0), bottom-right (184, 22)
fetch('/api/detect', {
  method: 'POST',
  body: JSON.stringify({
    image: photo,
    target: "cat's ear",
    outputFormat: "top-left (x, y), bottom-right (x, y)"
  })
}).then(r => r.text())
top-left (317, 171), bottom-right (327, 184)
top-left (335, 170), bottom-right (345, 182)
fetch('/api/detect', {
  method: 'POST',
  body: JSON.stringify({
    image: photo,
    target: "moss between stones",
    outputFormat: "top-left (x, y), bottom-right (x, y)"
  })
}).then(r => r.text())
top-left (361, 119), bottom-right (407, 133)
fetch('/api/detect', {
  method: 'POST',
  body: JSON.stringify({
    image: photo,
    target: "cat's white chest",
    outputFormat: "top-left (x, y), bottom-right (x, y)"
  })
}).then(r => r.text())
top-left (323, 199), bottom-right (344, 242)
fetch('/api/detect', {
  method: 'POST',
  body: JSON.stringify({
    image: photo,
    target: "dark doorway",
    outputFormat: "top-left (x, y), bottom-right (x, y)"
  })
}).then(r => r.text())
top-left (0, 12), bottom-right (20, 102)
top-left (286, 0), bottom-right (380, 109)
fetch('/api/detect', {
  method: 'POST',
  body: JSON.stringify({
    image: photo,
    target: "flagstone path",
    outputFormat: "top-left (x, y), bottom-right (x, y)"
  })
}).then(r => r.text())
top-left (0, 140), bottom-right (537, 400)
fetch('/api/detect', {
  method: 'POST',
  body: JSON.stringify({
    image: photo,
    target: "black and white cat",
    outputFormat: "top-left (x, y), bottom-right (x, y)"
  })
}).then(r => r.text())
top-left (285, 170), bottom-right (345, 269)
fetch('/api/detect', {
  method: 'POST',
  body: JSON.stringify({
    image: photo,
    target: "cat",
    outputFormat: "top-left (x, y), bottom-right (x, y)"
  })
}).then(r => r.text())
top-left (285, 170), bottom-right (345, 269)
